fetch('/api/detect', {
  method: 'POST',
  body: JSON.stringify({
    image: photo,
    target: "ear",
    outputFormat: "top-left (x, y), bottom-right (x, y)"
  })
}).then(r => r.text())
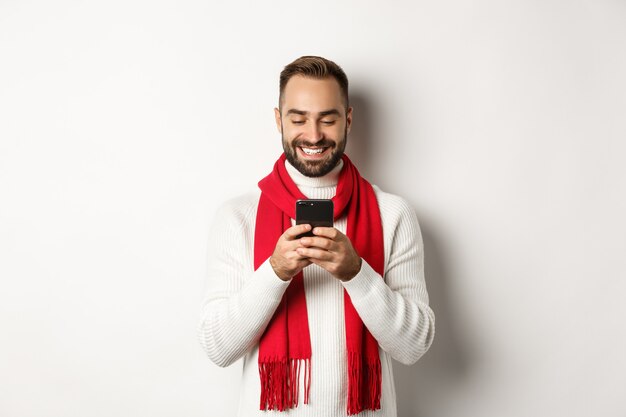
top-left (274, 107), bottom-right (282, 133)
top-left (345, 106), bottom-right (353, 134)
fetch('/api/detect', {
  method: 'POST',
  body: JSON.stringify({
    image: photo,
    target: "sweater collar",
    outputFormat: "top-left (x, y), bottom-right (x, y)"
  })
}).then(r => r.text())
top-left (284, 158), bottom-right (344, 188)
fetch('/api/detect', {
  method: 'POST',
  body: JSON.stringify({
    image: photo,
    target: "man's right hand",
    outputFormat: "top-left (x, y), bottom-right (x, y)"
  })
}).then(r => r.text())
top-left (269, 224), bottom-right (312, 281)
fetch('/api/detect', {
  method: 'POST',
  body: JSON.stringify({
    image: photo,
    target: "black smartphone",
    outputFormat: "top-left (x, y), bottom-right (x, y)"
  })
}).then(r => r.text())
top-left (295, 199), bottom-right (334, 238)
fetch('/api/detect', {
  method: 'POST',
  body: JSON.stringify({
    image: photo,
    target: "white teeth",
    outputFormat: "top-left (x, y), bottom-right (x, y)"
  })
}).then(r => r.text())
top-left (301, 147), bottom-right (325, 155)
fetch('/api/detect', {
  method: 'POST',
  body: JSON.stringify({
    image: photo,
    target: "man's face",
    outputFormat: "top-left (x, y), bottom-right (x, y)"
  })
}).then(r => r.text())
top-left (275, 75), bottom-right (352, 177)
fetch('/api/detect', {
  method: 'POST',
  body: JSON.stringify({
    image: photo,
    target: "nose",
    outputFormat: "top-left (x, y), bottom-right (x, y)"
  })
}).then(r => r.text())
top-left (304, 122), bottom-right (324, 144)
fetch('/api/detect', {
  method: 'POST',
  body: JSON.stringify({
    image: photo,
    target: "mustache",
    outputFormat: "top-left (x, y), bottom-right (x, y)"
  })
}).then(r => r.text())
top-left (292, 139), bottom-right (336, 148)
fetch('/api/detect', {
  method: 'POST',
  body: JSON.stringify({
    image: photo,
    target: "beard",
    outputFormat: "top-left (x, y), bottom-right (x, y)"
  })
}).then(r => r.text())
top-left (282, 127), bottom-right (348, 178)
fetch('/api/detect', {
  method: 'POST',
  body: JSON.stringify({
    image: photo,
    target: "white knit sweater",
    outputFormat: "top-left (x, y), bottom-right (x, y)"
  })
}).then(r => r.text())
top-left (197, 159), bottom-right (435, 417)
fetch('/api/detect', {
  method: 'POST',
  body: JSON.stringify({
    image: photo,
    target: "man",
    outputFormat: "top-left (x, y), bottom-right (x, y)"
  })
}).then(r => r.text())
top-left (197, 56), bottom-right (435, 416)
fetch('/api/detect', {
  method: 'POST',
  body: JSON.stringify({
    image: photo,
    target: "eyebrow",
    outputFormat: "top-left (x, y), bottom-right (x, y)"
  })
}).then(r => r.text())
top-left (285, 109), bottom-right (341, 117)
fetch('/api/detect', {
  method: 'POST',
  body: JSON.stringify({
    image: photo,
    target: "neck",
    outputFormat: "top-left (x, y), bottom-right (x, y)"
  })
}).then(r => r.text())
top-left (284, 159), bottom-right (344, 188)
top-left (284, 159), bottom-right (343, 200)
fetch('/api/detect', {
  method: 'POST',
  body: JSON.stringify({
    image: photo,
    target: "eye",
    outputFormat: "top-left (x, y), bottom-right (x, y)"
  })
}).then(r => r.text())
top-left (321, 120), bottom-right (336, 126)
top-left (291, 120), bottom-right (305, 125)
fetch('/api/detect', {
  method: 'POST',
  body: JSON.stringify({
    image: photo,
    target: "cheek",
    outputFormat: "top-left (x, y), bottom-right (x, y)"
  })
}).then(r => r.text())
top-left (283, 126), bottom-right (299, 138)
top-left (329, 125), bottom-right (346, 138)
top-left (281, 126), bottom-right (303, 144)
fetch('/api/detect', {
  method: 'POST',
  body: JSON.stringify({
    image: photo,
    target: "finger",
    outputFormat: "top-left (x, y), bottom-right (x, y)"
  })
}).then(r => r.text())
top-left (283, 224), bottom-right (312, 240)
top-left (296, 247), bottom-right (334, 261)
top-left (283, 238), bottom-right (314, 253)
top-left (285, 248), bottom-right (310, 261)
top-left (312, 227), bottom-right (340, 240)
top-left (298, 258), bottom-right (312, 268)
top-left (306, 257), bottom-right (333, 273)
top-left (299, 236), bottom-right (334, 250)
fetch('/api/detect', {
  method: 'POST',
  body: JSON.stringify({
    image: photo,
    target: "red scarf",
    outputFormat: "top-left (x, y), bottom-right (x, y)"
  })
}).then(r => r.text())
top-left (254, 153), bottom-right (384, 415)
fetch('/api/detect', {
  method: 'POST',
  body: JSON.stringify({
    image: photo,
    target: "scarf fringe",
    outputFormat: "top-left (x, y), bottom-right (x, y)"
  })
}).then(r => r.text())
top-left (347, 351), bottom-right (382, 415)
top-left (259, 358), bottom-right (311, 411)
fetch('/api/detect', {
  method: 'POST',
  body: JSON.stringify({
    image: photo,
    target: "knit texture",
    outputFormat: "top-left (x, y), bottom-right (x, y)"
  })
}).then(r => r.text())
top-left (198, 159), bottom-right (435, 417)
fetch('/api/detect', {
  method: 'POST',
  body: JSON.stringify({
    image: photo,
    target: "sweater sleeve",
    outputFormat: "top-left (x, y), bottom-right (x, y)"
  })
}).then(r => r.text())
top-left (341, 194), bottom-right (435, 365)
top-left (197, 197), bottom-right (290, 367)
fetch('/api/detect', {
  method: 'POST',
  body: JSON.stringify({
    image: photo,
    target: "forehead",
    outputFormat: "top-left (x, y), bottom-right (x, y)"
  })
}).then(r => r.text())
top-left (281, 75), bottom-right (344, 113)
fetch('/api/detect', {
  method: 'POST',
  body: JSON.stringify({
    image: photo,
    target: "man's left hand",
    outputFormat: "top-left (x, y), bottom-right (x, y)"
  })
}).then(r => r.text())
top-left (296, 227), bottom-right (362, 282)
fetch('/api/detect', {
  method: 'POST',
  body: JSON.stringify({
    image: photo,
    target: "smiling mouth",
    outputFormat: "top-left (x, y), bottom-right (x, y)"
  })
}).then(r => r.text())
top-left (297, 146), bottom-right (331, 160)
top-left (300, 146), bottom-right (327, 155)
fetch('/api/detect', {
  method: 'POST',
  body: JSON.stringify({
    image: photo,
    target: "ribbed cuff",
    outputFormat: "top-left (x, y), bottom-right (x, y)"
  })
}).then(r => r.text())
top-left (252, 258), bottom-right (292, 302)
top-left (340, 259), bottom-right (382, 302)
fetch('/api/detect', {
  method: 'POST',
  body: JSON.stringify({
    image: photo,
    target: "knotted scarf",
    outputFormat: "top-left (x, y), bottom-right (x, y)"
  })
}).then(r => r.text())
top-left (254, 153), bottom-right (384, 415)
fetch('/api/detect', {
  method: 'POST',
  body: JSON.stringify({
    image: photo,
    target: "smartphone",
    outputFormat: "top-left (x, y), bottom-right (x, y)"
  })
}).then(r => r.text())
top-left (295, 199), bottom-right (334, 238)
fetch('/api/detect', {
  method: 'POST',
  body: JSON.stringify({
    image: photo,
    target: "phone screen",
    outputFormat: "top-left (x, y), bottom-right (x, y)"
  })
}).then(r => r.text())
top-left (295, 199), bottom-right (334, 238)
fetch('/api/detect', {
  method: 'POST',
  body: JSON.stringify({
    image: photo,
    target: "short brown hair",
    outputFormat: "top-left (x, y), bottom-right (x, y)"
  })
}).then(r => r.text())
top-left (279, 56), bottom-right (349, 109)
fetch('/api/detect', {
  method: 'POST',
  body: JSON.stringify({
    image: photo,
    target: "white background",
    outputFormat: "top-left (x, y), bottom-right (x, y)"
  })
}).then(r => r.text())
top-left (1, 1), bottom-right (625, 416)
